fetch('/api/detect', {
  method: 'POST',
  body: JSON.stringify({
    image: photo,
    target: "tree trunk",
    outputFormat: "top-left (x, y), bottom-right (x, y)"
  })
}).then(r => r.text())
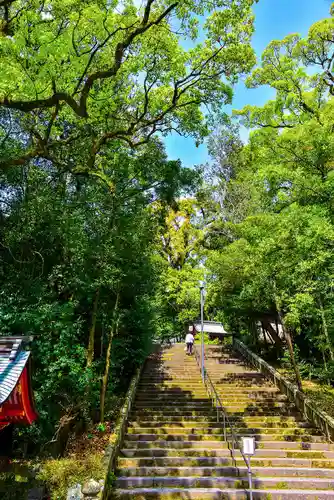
top-left (262, 320), bottom-right (283, 347)
top-left (261, 322), bottom-right (268, 347)
top-left (276, 306), bottom-right (303, 392)
top-left (318, 297), bottom-right (334, 361)
top-left (100, 293), bottom-right (119, 423)
top-left (284, 326), bottom-right (303, 391)
top-left (87, 288), bottom-right (100, 368)
top-left (250, 319), bottom-right (258, 347)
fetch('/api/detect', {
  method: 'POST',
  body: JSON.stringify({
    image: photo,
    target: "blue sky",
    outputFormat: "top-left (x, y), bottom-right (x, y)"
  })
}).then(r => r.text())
top-left (164, 0), bottom-right (331, 167)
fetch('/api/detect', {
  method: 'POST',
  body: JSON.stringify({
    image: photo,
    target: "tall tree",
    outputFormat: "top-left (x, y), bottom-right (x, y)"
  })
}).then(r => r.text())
top-left (0, 0), bottom-right (256, 174)
top-left (204, 4), bottom-right (334, 387)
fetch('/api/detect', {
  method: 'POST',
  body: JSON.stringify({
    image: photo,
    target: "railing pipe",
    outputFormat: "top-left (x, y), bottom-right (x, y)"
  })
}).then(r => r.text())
top-left (200, 287), bottom-right (205, 380)
top-left (193, 344), bottom-right (251, 485)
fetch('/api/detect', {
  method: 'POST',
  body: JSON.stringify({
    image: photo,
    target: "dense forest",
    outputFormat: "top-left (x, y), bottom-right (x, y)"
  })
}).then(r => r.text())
top-left (0, 0), bottom-right (334, 479)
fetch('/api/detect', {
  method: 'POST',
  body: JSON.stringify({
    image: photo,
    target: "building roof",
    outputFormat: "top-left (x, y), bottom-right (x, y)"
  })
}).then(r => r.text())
top-left (0, 337), bottom-right (32, 405)
top-left (192, 321), bottom-right (227, 335)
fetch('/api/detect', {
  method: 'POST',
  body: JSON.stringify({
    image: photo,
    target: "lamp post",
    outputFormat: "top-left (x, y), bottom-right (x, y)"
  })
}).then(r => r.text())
top-left (199, 281), bottom-right (205, 381)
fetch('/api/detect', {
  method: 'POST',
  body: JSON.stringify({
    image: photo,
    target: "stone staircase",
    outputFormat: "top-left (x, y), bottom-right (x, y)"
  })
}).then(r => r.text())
top-left (113, 343), bottom-right (334, 499)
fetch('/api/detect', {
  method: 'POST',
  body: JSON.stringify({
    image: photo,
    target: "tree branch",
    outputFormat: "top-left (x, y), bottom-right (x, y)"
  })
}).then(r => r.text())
top-left (0, 1), bottom-right (179, 118)
top-left (0, 0), bottom-right (16, 7)
top-left (0, 93), bottom-right (87, 117)
top-left (258, 123), bottom-right (294, 129)
top-left (77, 1), bottom-right (178, 115)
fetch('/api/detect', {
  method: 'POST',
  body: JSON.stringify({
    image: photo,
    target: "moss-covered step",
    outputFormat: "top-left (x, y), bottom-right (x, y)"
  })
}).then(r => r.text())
top-left (118, 466), bottom-right (334, 479)
top-left (117, 456), bottom-right (334, 468)
top-left (128, 416), bottom-right (311, 426)
top-left (126, 431), bottom-right (326, 443)
top-left (135, 391), bottom-right (209, 397)
top-left (134, 401), bottom-right (212, 407)
top-left (126, 424), bottom-right (315, 433)
top-left (112, 344), bottom-right (334, 500)
top-left (119, 447), bottom-right (334, 459)
top-left (112, 487), bottom-right (334, 499)
top-left (115, 475), bottom-right (334, 490)
top-left (122, 440), bottom-right (334, 452)
top-left (130, 408), bottom-right (301, 417)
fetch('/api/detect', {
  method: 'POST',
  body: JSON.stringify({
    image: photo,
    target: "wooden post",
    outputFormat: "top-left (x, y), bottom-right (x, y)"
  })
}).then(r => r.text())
top-left (100, 293), bottom-right (120, 423)
top-left (87, 288), bottom-right (100, 368)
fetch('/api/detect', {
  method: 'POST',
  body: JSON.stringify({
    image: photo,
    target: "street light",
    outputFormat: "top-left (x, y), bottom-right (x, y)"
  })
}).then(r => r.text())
top-left (199, 280), bottom-right (205, 381)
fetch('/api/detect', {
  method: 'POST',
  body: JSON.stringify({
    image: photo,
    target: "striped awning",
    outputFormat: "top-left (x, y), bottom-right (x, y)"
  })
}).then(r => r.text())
top-left (0, 350), bottom-right (30, 405)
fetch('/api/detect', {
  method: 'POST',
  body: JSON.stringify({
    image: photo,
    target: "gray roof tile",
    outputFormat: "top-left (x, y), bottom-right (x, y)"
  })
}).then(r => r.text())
top-left (0, 336), bottom-right (32, 405)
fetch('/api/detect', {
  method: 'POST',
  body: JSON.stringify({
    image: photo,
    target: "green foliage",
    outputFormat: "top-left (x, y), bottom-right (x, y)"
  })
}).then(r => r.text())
top-left (0, 3), bottom-right (258, 443)
top-left (203, 4), bottom-right (334, 386)
top-left (153, 198), bottom-right (205, 341)
top-left (0, 0), bottom-right (256, 175)
top-left (0, 472), bottom-right (34, 500)
top-left (0, 138), bottom-right (200, 452)
top-left (194, 333), bottom-right (221, 345)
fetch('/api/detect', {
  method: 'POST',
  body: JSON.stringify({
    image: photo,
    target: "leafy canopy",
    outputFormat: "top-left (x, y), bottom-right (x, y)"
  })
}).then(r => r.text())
top-left (0, 0), bottom-right (256, 172)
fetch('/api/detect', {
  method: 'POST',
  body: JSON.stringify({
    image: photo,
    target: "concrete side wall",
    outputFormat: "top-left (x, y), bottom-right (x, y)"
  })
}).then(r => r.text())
top-left (234, 338), bottom-right (334, 442)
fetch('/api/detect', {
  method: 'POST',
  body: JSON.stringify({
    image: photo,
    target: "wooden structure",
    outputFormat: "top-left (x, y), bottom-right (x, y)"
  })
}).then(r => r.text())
top-left (0, 336), bottom-right (37, 432)
top-left (190, 321), bottom-right (229, 341)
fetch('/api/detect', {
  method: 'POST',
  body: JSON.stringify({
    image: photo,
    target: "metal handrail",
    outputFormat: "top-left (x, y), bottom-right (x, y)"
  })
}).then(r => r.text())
top-left (193, 344), bottom-right (252, 485)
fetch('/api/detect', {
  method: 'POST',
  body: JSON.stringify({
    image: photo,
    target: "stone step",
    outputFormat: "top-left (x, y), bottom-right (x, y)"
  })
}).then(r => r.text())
top-left (118, 456), bottom-right (334, 469)
top-left (137, 385), bottom-right (206, 390)
top-left (130, 410), bottom-right (219, 417)
top-left (137, 384), bottom-right (278, 391)
top-left (136, 390), bottom-right (208, 394)
top-left (140, 377), bottom-right (201, 381)
top-left (135, 397), bottom-right (212, 403)
top-left (126, 426), bottom-right (318, 437)
top-left (115, 345), bottom-right (334, 499)
top-left (126, 430), bottom-right (323, 442)
top-left (202, 361), bottom-right (229, 364)
top-left (136, 390), bottom-right (286, 398)
top-left (136, 390), bottom-right (281, 398)
top-left (127, 422), bottom-right (314, 431)
top-left (212, 371), bottom-right (264, 377)
top-left (135, 397), bottom-right (289, 405)
top-left (125, 434), bottom-right (328, 446)
top-left (123, 439), bottom-right (333, 451)
top-left (128, 416), bottom-right (310, 426)
top-left (120, 448), bottom-right (334, 459)
top-left (133, 403), bottom-right (214, 409)
top-left (115, 475), bottom-right (334, 490)
top-left (141, 373), bottom-right (201, 377)
top-left (119, 466), bottom-right (334, 479)
top-left (214, 379), bottom-right (272, 385)
top-left (133, 399), bottom-right (295, 408)
top-left (135, 394), bottom-right (210, 399)
top-left (136, 389), bottom-right (206, 394)
top-left (131, 409), bottom-right (301, 417)
top-left (113, 487), bottom-right (334, 499)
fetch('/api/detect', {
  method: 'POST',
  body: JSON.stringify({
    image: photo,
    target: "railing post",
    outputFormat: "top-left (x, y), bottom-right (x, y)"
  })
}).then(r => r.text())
top-left (200, 286), bottom-right (205, 381)
top-left (246, 455), bottom-right (253, 500)
top-left (231, 434), bottom-right (235, 465)
top-left (223, 413), bottom-right (226, 441)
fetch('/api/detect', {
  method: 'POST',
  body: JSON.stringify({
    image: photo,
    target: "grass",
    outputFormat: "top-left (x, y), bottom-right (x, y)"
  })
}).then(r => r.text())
top-left (2, 421), bottom-right (114, 500)
top-left (0, 471), bottom-right (35, 500)
top-left (275, 366), bottom-right (334, 419)
top-left (0, 454), bottom-right (105, 500)
top-left (274, 481), bottom-right (288, 489)
top-left (286, 451), bottom-right (325, 459)
top-left (37, 453), bottom-right (105, 500)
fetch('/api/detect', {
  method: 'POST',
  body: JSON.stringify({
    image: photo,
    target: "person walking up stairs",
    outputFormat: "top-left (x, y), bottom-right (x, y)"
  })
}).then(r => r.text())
top-left (112, 343), bottom-right (334, 499)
